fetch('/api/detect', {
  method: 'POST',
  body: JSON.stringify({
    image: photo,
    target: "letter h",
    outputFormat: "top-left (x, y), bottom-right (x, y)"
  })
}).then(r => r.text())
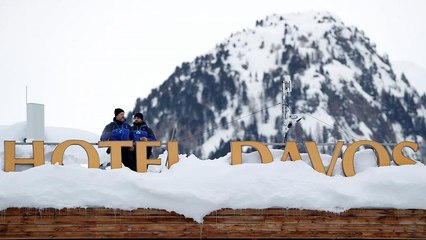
top-left (4, 141), bottom-right (44, 172)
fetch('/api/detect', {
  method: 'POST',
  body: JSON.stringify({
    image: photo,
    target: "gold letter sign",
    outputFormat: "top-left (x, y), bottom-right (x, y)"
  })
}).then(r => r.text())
top-left (342, 140), bottom-right (390, 177)
top-left (98, 141), bottom-right (133, 169)
top-left (4, 141), bottom-right (44, 172)
top-left (231, 141), bottom-right (273, 165)
top-left (3, 140), bottom-right (419, 176)
top-left (51, 140), bottom-right (100, 168)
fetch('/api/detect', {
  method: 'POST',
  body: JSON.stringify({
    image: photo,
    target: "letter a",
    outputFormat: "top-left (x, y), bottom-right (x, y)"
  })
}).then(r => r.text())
top-left (281, 141), bottom-right (302, 161)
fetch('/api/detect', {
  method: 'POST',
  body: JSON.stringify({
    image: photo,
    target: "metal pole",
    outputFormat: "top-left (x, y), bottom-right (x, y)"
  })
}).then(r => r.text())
top-left (281, 74), bottom-right (303, 143)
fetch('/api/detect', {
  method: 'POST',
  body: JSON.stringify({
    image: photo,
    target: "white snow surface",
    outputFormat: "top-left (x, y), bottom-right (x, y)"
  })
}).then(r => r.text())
top-left (1, 123), bottom-right (426, 223)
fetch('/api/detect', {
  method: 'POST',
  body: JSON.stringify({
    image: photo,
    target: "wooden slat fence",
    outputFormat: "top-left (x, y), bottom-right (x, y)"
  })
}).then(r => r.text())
top-left (1, 208), bottom-right (425, 239)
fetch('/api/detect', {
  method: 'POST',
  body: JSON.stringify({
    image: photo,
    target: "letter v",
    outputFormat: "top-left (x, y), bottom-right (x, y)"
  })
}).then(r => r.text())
top-left (304, 141), bottom-right (344, 176)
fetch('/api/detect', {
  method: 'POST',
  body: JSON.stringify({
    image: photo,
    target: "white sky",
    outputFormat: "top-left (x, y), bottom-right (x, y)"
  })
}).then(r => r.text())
top-left (0, 0), bottom-right (425, 135)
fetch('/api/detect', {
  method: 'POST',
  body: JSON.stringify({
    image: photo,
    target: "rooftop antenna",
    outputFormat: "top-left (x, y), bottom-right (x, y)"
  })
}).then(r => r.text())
top-left (280, 74), bottom-right (302, 143)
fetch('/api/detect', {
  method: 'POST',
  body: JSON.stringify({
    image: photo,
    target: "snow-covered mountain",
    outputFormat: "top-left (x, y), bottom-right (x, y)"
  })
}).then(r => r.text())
top-left (130, 11), bottom-right (426, 161)
top-left (393, 61), bottom-right (426, 94)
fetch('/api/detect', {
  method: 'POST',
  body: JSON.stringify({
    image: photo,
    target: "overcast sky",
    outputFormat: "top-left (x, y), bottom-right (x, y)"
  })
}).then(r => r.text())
top-left (0, 0), bottom-right (425, 135)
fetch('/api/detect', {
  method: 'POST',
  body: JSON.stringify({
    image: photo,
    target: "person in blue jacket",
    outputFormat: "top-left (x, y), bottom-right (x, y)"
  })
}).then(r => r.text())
top-left (131, 112), bottom-right (156, 160)
top-left (100, 108), bottom-right (136, 171)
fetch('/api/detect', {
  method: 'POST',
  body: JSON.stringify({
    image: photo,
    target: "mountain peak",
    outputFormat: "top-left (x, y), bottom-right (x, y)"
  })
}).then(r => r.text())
top-left (131, 11), bottom-right (426, 162)
top-left (256, 11), bottom-right (344, 28)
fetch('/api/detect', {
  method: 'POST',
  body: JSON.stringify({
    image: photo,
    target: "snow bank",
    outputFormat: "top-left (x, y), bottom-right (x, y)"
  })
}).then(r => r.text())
top-left (1, 123), bottom-right (425, 223)
top-left (1, 148), bottom-right (425, 223)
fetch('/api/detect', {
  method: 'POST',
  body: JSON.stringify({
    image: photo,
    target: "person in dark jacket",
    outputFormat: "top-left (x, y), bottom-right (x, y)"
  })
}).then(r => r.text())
top-left (131, 112), bottom-right (156, 160)
top-left (100, 108), bottom-right (136, 171)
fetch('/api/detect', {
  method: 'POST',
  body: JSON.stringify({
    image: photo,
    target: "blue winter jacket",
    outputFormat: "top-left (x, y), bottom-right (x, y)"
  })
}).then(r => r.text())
top-left (100, 118), bottom-right (133, 141)
top-left (131, 121), bottom-right (156, 142)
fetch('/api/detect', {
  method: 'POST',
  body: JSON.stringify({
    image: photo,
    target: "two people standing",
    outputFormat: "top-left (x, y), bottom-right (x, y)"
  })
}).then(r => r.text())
top-left (100, 108), bottom-right (156, 171)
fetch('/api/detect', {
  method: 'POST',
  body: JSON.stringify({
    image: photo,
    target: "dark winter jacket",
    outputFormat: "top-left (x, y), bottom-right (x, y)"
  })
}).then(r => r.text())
top-left (131, 121), bottom-right (156, 142)
top-left (100, 118), bottom-right (133, 141)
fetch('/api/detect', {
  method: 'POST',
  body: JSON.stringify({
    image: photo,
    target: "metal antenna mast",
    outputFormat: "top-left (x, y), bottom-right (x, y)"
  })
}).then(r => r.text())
top-left (280, 74), bottom-right (302, 143)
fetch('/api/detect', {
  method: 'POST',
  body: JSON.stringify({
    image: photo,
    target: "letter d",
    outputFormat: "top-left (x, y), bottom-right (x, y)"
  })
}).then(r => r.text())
top-left (231, 141), bottom-right (273, 165)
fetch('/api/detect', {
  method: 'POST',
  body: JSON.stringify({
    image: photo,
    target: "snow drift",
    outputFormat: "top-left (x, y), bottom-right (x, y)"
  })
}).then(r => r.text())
top-left (1, 123), bottom-right (425, 223)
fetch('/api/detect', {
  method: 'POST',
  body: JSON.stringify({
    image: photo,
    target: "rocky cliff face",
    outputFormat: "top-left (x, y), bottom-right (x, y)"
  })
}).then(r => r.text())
top-left (130, 12), bottom-right (426, 162)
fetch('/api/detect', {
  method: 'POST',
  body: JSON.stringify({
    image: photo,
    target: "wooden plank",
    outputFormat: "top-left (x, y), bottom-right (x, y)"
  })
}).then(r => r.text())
top-left (1, 229), bottom-right (424, 239)
top-left (2, 230), bottom-right (423, 239)
top-left (202, 223), bottom-right (424, 232)
top-left (1, 216), bottom-right (193, 225)
top-left (2, 222), bottom-right (424, 233)
top-left (2, 216), bottom-right (425, 227)
top-left (0, 231), bottom-right (202, 239)
top-left (204, 215), bottom-right (426, 225)
top-left (261, 215), bottom-right (426, 224)
top-left (200, 230), bottom-right (422, 239)
top-left (232, 208), bottom-right (426, 217)
top-left (0, 208), bottom-right (179, 217)
top-left (1, 223), bottom-right (203, 233)
top-left (2, 217), bottom-right (425, 228)
top-left (2, 207), bottom-right (424, 217)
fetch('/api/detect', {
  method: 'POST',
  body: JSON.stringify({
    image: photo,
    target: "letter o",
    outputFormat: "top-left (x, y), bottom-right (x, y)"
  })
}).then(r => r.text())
top-left (51, 140), bottom-right (100, 168)
top-left (342, 140), bottom-right (390, 177)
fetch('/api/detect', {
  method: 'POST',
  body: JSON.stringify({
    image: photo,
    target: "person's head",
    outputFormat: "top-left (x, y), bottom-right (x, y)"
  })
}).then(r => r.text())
top-left (133, 112), bottom-right (143, 124)
top-left (114, 108), bottom-right (125, 122)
